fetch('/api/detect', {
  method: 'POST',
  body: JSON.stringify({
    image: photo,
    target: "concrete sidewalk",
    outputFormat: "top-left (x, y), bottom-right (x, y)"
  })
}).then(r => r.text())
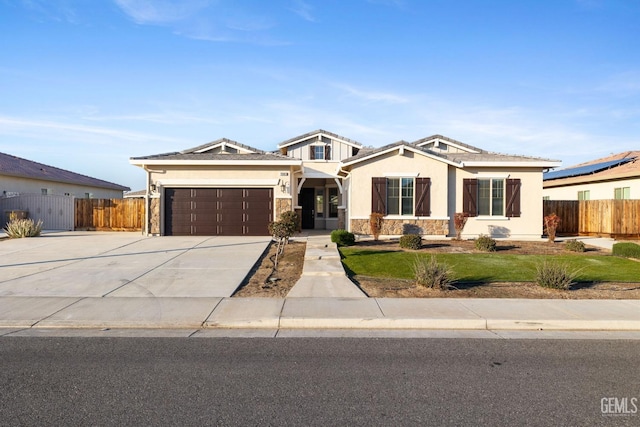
top-left (2, 296), bottom-right (640, 331)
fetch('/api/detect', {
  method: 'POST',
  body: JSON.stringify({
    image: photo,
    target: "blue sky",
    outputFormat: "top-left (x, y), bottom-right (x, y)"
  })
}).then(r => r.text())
top-left (1, 0), bottom-right (639, 191)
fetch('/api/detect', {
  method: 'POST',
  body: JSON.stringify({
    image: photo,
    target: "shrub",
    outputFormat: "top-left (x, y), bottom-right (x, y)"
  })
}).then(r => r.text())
top-left (331, 229), bottom-right (355, 246)
top-left (279, 210), bottom-right (300, 234)
top-left (4, 218), bottom-right (43, 238)
top-left (564, 239), bottom-right (586, 253)
top-left (535, 260), bottom-right (578, 290)
top-left (544, 213), bottom-right (561, 243)
top-left (475, 234), bottom-right (496, 252)
top-left (612, 242), bottom-right (640, 259)
top-left (412, 255), bottom-right (455, 290)
top-left (369, 212), bottom-right (384, 240)
top-left (453, 212), bottom-right (468, 240)
top-left (399, 234), bottom-right (422, 250)
top-left (268, 221), bottom-right (290, 240)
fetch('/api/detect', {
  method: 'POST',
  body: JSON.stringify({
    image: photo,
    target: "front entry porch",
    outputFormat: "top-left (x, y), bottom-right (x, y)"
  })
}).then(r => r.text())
top-left (295, 177), bottom-right (344, 230)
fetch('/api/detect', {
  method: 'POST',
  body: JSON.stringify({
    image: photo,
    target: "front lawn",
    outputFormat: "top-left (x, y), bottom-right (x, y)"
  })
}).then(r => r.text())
top-left (339, 249), bottom-right (640, 283)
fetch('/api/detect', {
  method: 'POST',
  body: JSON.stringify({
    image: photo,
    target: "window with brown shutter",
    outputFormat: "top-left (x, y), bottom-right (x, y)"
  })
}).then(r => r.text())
top-left (371, 177), bottom-right (387, 214)
top-left (463, 179), bottom-right (478, 217)
top-left (325, 145), bottom-right (331, 160)
top-left (505, 178), bottom-right (521, 217)
top-left (309, 145), bottom-right (316, 160)
top-left (414, 177), bottom-right (431, 216)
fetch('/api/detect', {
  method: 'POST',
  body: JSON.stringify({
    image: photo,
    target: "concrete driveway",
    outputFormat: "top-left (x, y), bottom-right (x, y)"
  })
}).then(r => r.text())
top-left (0, 232), bottom-right (271, 298)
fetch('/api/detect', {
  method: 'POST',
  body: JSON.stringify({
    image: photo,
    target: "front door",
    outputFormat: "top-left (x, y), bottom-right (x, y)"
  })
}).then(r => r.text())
top-left (301, 187), bottom-right (315, 229)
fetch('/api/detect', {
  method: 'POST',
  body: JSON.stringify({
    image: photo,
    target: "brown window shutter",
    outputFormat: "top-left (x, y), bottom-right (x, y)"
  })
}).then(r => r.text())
top-left (371, 177), bottom-right (387, 214)
top-left (309, 146), bottom-right (315, 160)
top-left (325, 145), bottom-right (331, 160)
top-left (463, 179), bottom-right (478, 217)
top-left (505, 178), bottom-right (521, 217)
top-left (414, 177), bottom-right (431, 216)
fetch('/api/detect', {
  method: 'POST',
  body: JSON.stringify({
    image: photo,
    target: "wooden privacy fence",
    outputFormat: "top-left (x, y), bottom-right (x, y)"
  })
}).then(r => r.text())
top-left (75, 198), bottom-right (145, 231)
top-left (544, 200), bottom-right (640, 238)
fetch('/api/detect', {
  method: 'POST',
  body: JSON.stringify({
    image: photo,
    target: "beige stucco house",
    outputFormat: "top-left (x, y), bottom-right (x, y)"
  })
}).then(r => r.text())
top-left (130, 130), bottom-right (559, 238)
top-left (0, 151), bottom-right (130, 199)
top-left (543, 151), bottom-right (640, 201)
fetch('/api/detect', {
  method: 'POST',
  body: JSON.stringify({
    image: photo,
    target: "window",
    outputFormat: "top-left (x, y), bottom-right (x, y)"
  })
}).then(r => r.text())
top-left (463, 178), bottom-right (521, 218)
top-left (614, 187), bottom-right (630, 200)
top-left (329, 188), bottom-right (339, 218)
top-left (41, 188), bottom-right (48, 195)
top-left (315, 189), bottom-right (324, 218)
top-left (310, 145), bottom-right (331, 161)
top-left (578, 190), bottom-right (590, 201)
top-left (386, 178), bottom-right (414, 215)
top-left (372, 177), bottom-right (431, 217)
top-left (477, 179), bottom-right (504, 216)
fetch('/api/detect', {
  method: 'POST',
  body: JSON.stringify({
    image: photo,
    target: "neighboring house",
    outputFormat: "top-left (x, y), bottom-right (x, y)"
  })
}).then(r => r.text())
top-left (130, 130), bottom-right (559, 238)
top-left (543, 151), bottom-right (640, 200)
top-left (0, 152), bottom-right (130, 199)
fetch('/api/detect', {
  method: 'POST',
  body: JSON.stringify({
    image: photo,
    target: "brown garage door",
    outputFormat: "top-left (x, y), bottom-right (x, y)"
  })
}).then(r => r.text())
top-left (165, 188), bottom-right (273, 236)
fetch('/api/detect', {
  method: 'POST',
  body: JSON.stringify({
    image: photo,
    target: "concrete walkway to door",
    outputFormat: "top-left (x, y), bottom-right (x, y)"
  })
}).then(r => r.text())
top-left (287, 232), bottom-right (366, 298)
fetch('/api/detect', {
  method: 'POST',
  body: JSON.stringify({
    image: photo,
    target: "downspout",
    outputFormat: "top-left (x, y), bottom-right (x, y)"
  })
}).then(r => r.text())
top-left (144, 166), bottom-right (151, 236)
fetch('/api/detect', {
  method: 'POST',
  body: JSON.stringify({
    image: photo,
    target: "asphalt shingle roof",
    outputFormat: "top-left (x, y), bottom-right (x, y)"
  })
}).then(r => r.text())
top-left (0, 152), bottom-right (130, 191)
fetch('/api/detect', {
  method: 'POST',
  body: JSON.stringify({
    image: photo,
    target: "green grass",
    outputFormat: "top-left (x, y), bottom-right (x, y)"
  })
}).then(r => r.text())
top-left (339, 248), bottom-right (640, 283)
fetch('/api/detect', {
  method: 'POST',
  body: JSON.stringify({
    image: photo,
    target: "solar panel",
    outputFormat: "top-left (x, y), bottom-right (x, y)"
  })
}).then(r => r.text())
top-left (544, 157), bottom-right (635, 181)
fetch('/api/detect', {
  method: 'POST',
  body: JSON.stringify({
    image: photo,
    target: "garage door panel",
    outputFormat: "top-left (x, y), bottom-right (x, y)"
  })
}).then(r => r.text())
top-left (165, 188), bottom-right (273, 236)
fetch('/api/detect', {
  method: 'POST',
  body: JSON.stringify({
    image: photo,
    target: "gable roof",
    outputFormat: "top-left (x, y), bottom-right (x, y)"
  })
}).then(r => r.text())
top-left (341, 140), bottom-right (461, 168)
top-left (277, 129), bottom-right (363, 149)
top-left (413, 134), bottom-right (484, 153)
top-left (130, 138), bottom-right (301, 165)
top-left (180, 138), bottom-right (259, 154)
top-left (544, 151), bottom-right (640, 187)
top-left (341, 137), bottom-right (559, 169)
top-left (0, 152), bottom-right (130, 191)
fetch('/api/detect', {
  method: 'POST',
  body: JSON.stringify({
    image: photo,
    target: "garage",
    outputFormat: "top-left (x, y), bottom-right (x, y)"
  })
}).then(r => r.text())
top-left (164, 188), bottom-right (273, 236)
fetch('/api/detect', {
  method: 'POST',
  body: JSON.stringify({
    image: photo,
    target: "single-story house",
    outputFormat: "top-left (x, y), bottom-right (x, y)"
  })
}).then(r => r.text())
top-left (0, 152), bottom-right (130, 199)
top-left (130, 130), bottom-right (560, 238)
top-left (543, 151), bottom-right (640, 200)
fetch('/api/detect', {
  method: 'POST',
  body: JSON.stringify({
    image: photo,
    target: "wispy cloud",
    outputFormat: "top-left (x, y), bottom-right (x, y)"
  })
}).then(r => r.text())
top-left (112, 0), bottom-right (286, 44)
top-left (18, 0), bottom-right (78, 23)
top-left (0, 115), bottom-right (183, 145)
top-left (290, 0), bottom-right (316, 22)
top-left (112, 0), bottom-right (210, 24)
top-left (333, 83), bottom-right (409, 104)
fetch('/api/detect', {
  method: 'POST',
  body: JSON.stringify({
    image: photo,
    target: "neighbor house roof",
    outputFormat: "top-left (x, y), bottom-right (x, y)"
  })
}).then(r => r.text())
top-left (0, 152), bottom-right (130, 191)
top-left (544, 151), bottom-right (640, 188)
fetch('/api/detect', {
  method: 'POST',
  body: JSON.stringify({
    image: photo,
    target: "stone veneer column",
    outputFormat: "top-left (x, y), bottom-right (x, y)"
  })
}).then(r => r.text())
top-left (149, 197), bottom-right (160, 235)
top-left (338, 208), bottom-right (346, 230)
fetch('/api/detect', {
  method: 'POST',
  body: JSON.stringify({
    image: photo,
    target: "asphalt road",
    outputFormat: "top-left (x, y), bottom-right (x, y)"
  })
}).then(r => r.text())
top-left (1, 338), bottom-right (639, 426)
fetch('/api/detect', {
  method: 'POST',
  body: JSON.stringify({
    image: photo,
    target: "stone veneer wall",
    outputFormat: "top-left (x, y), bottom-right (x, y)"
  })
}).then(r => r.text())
top-left (338, 208), bottom-right (345, 230)
top-left (350, 218), bottom-right (449, 236)
top-left (149, 197), bottom-right (160, 235)
top-left (275, 198), bottom-right (292, 218)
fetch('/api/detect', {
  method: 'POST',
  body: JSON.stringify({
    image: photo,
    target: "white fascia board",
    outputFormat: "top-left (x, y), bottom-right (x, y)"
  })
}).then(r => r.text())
top-left (129, 159), bottom-right (302, 166)
top-left (341, 145), bottom-right (461, 168)
top-left (156, 179), bottom-right (279, 187)
top-left (462, 160), bottom-right (562, 168)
